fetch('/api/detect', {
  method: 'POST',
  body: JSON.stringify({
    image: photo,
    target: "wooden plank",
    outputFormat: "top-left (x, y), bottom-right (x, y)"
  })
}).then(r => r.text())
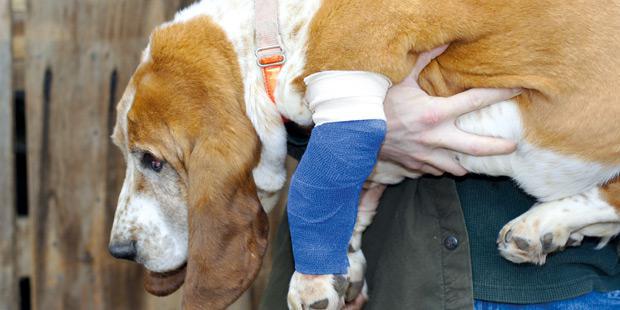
top-left (11, 6), bottom-right (24, 91)
top-left (17, 217), bottom-right (30, 278)
top-left (0, 0), bottom-right (17, 308)
top-left (24, 1), bottom-right (183, 309)
top-left (11, 3), bottom-right (24, 90)
top-left (11, 0), bottom-right (25, 12)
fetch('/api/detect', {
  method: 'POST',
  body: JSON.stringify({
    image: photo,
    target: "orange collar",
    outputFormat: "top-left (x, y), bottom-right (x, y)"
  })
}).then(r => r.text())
top-left (254, 0), bottom-right (286, 116)
top-left (256, 46), bottom-right (285, 104)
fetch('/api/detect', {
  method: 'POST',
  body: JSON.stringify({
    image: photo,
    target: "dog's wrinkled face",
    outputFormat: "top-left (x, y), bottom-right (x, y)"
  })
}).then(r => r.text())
top-left (110, 89), bottom-right (189, 272)
top-left (108, 17), bottom-right (269, 308)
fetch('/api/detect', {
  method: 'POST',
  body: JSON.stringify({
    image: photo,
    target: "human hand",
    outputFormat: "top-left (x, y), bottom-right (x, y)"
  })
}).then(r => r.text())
top-left (381, 45), bottom-right (520, 176)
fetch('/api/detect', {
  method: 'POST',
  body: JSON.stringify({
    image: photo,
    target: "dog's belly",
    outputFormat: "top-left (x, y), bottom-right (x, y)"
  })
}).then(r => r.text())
top-left (456, 100), bottom-right (620, 201)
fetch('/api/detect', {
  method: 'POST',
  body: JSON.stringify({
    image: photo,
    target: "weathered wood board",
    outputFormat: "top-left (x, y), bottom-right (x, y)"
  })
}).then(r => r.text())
top-left (5, 0), bottom-right (284, 308)
top-left (24, 1), bottom-right (184, 309)
top-left (0, 0), bottom-right (17, 308)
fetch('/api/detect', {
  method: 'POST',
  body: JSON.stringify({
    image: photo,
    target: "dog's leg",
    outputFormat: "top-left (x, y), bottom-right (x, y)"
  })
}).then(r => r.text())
top-left (287, 183), bottom-right (385, 310)
top-left (345, 183), bottom-right (385, 304)
top-left (497, 185), bottom-right (620, 265)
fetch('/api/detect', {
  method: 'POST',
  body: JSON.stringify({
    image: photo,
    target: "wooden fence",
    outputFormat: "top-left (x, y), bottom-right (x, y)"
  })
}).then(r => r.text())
top-left (1, 0), bottom-right (17, 307)
top-left (0, 0), bottom-right (287, 309)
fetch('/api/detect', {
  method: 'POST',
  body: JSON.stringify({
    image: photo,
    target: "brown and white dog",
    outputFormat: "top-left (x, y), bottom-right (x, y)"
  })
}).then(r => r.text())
top-left (108, 0), bottom-right (620, 309)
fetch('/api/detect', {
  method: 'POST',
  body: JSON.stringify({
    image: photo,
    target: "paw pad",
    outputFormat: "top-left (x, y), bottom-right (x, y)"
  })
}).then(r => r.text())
top-left (513, 236), bottom-right (530, 251)
top-left (309, 298), bottom-right (329, 309)
top-left (541, 232), bottom-right (556, 253)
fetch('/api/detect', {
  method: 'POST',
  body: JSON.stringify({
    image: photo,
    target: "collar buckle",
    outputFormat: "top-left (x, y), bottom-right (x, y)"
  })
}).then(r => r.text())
top-left (255, 45), bottom-right (286, 67)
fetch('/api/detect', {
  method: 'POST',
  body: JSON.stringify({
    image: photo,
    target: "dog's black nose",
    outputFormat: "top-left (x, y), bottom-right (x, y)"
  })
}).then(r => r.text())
top-left (109, 240), bottom-right (137, 261)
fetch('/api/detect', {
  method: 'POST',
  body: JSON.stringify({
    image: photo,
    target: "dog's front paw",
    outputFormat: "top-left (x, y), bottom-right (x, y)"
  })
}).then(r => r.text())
top-left (287, 272), bottom-right (347, 310)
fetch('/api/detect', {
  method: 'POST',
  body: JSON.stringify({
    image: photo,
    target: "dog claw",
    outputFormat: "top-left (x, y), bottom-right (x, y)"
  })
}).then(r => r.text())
top-left (566, 236), bottom-right (582, 247)
top-left (504, 230), bottom-right (513, 243)
top-left (345, 281), bottom-right (364, 302)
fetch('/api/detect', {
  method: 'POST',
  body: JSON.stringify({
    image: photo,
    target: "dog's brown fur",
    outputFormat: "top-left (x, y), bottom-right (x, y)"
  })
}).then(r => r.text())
top-left (603, 178), bottom-right (620, 211)
top-left (123, 17), bottom-right (268, 309)
top-left (303, 0), bottom-right (620, 165)
top-left (116, 1), bottom-right (620, 308)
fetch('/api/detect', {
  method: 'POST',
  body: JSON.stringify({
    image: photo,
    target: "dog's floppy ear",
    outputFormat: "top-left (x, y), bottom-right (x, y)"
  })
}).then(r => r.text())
top-left (182, 135), bottom-right (269, 309)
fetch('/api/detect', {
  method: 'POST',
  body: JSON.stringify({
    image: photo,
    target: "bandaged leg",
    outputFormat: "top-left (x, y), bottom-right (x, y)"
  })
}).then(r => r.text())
top-left (287, 119), bottom-right (386, 274)
top-left (288, 71), bottom-right (390, 275)
top-left (286, 71), bottom-right (390, 310)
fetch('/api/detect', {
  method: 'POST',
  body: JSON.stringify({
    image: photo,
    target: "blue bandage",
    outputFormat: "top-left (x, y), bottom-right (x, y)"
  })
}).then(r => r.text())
top-left (287, 119), bottom-right (386, 274)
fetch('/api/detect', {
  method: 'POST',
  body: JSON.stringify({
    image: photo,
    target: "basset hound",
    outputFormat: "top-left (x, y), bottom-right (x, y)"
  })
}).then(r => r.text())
top-left (108, 0), bottom-right (620, 309)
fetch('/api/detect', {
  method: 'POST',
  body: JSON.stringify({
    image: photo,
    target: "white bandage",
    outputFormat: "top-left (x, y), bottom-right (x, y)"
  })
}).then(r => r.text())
top-left (304, 71), bottom-right (392, 126)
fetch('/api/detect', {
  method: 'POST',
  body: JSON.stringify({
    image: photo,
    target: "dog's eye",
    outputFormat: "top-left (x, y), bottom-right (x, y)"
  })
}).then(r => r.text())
top-left (142, 152), bottom-right (164, 173)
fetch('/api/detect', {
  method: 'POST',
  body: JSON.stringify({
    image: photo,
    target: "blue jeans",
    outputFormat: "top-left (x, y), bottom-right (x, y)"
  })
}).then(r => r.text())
top-left (474, 291), bottom-right (620, 309)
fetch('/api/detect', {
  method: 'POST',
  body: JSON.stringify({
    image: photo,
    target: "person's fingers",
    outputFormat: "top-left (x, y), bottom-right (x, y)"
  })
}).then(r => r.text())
top-left (438, 88), bottom-right (522, 118)
top-left (431, 129), bottom-right (517, 156)
top-left (423, 151), bottom-right (468, 176)
top-left (381, 157), bottom-right (445, 176)
top-left (399, 45), bottom-right (449, 87)
top-left (410, 44), bottom-right (449, 80)
top-left (379, 146), bottom-right (423, 170)
top-left (419, 164), bottom-right (444, 176)
top-left (400, 157), bottom-right (424, 171)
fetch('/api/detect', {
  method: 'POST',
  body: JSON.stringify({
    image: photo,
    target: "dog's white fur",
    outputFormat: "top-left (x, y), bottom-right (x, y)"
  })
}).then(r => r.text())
top-left (110, 0), bottom-right (320, 285)
top-left (173, 0), bottom-right (321, 195)
top-left (109, 1), bottom-right (620, 308)
top-left (455, 101), bottom-right (620, 201)
top-left (110, 137), bottom-right (189, 272)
